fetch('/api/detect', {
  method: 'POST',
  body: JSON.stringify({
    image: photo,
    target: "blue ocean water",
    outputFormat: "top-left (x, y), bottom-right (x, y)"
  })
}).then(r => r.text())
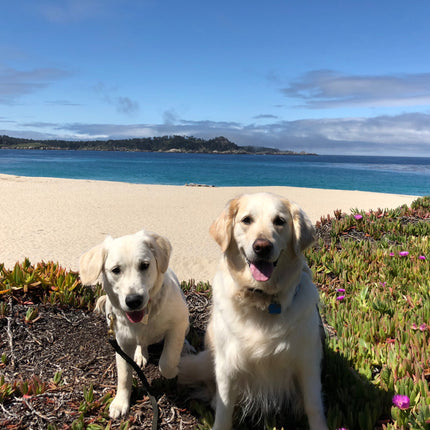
top-left (0, 149), bottom-right (429, 196)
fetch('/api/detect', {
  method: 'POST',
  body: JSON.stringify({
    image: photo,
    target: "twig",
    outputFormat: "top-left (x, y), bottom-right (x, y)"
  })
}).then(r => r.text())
top-left (100, 361), bottom-right (116, 381)
top-left (165, 406), bottom-right (176, 423)
top-left (6, 298), bottom-right (15, 369)
top-left (57, 309), bottom-right (73, 324)
top-left (0, 402), bottom-right (18, 419)
top-left (22, 397), bottom-right (51, 422)
top-left (23, 325), bottom-right (43, 346)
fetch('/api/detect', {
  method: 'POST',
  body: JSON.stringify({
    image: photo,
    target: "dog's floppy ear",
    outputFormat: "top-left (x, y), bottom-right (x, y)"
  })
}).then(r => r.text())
top-left (147, 232), bottom-right (172, 273)
top-left (286, 200), bottom-right (315, 255)
top-left (94, 295), bottom-right (107, 315)
top-left (210, 198), bottom-right (240, 252)
top-left (79, 238), bottom-right (110, 285)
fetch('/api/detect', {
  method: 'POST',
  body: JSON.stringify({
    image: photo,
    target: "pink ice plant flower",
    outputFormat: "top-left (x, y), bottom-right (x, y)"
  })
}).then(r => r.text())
top-left (411, 323), bottom-right (428, 331)
top-left (398, 251), bottom-right (409, 257)
top-left (336, 287), bottom-right (345, 301)
top-left (389, 252), bottom-right (395, 257)
top-left (354, 214), bottom-right (363, 220)
top-left (392, 394), bottom-right (410, 410)
top-left (419, 255), bottom-right (426, 260)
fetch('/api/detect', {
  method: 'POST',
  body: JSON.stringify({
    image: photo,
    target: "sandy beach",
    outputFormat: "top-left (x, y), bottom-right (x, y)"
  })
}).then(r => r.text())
top-left (0, 174), bottom-right (418, 282)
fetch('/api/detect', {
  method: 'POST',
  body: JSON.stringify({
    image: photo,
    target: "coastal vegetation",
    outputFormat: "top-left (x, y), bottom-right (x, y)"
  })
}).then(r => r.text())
top-left (0, 134), bottom-right (313, 155)
top-left (0, 196), bottom-right (429, 429)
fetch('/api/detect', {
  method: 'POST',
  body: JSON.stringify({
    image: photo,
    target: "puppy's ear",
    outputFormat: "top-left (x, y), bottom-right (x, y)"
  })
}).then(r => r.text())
top-left (210, 198), bottom-right (239, 252)
top-left (79, 239), bottom-right (109, 285)
top-left (94, 295), bottom-right (107, 315)
top-left (286, 200), bottom-right (315, 254)
top-left (147, 232), bottom-right (172, 273)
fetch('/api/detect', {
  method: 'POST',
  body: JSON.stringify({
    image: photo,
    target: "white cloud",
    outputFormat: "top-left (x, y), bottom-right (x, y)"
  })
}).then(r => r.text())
top-left (282, 70), bottom-right (430, 109)
top-left (3, 112), bottom-right (430, 156)
top-left (0, 65), bottom-right (71, 103)
top-left (37, 0), bottom-right (109, 23)
top-left (45, 99), bottom-right (82, 106)
top-left (116, 97), bottom-right (139, 114)
top-left (93, 82), bottom-right (139, 115)
top-left (163, 109), bottom-right (180, 125)
top-left (253, 114), bottom-right (278, 120)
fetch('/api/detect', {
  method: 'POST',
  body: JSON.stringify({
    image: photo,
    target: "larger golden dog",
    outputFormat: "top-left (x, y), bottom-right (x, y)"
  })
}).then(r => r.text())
top-left (180, 192), bottom-right (328, 430)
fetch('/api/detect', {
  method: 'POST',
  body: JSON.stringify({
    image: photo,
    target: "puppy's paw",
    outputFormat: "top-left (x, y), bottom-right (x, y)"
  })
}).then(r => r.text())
top-left (159, 356), bottom-right (178, 379)
top-left (134, 346), bottom-right (148, 368)
top-left (109, 394), bottom-right (130, 419)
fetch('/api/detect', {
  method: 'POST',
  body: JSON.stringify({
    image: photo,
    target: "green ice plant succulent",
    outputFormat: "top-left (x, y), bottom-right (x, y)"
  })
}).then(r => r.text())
top-left (306, 196), bottom-right (430, 429)
top-left (0, 374), bottom-right (47, 402)
top-left (0, 259), bottom-right (103, 309)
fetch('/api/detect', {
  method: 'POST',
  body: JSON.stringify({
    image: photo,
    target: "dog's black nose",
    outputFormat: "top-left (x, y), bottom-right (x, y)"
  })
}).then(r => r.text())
top-left (125, 294), bottom-right (144, 310)
top-left (253, 239), bottom-right (273, 258)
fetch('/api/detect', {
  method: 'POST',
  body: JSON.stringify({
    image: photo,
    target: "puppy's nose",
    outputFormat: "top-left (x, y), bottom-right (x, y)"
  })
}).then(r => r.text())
top-left (253, 239), bottom-right (273, 258)
top-left (125, 294), bottom-right (144, 310)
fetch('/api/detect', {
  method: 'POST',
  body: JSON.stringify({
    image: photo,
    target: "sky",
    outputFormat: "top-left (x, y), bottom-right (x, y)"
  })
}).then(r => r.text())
top-left (2, 1), bottom-right (430, 156)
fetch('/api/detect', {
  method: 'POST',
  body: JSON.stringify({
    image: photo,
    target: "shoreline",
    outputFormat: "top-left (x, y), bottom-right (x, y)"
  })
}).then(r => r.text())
top-left (0, 174), bottom-right (418, 281)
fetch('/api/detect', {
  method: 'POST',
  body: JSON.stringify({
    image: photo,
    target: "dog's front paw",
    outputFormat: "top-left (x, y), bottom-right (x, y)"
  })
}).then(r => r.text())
top-left (109, 393), bottom-right (130, 419)
top-left (134, 345), bottom-right (148, 368)
top-left (159, 356), bottom-right (178, 379)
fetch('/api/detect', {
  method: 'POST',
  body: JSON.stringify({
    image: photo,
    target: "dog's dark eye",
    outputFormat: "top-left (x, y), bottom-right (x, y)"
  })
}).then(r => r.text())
top-left (138, 261), bottom-right (150, 271)
top-left (241, 216), bottom-right (253, 225)
top-left (274, 216), bottom-right (286, 226)
top-left (111, 266), bottom-right (121, 275)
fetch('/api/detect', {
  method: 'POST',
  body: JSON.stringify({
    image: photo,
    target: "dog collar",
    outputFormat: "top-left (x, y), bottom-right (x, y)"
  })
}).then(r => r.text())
top-left (246, 288), bottom-right (281, 314)
top-left (246, 282), bottom-right (300, 315)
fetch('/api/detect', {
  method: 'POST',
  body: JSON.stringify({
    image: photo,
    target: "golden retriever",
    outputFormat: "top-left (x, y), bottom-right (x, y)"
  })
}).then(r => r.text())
top-left (79, 230), bottom-right (189, 419)
top-left (179, 193), bottom-right (328, 430)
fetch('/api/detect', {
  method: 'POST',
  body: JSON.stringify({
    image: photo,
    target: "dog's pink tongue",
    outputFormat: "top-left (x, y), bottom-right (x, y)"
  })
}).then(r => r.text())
top-left (126, 309), bottom-right (145, 323)
top-left (250, 261), bottom-right (274, 282)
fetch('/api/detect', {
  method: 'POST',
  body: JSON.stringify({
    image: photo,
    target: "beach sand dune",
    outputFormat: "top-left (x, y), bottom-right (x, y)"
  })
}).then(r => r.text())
top-left (0, 174), bottom-right (418, 282)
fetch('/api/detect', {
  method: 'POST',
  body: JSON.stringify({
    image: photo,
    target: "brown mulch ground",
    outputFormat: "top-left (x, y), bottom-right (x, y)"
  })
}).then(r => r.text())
top-left (0, 291), bottom-right (211, 429)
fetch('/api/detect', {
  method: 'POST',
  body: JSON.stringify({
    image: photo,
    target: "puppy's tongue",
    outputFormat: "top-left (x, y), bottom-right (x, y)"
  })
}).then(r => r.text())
top-left (249, 261), bottom-right (274, 282)
top-left (126, 309), bottom-right (145, 323)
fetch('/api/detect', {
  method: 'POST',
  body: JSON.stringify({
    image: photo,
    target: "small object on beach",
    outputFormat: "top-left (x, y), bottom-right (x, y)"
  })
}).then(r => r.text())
top-left (185, 183), bottom-right (215, 187)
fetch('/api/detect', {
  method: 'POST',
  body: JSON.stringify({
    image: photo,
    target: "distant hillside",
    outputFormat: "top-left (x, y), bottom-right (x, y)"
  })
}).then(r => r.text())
top-left (0, 135), bottom-right (315, 155)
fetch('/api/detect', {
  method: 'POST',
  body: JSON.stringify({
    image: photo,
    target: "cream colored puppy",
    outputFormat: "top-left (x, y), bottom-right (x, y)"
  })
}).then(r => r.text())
top-left (179, 193), bottom-right (328, 430)
top-left (80, 230), bottom-right (189, 419)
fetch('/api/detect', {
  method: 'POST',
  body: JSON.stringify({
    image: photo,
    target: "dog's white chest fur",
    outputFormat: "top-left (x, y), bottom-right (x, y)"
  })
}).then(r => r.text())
top-left (213, 267), bottom-right (320, 367)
